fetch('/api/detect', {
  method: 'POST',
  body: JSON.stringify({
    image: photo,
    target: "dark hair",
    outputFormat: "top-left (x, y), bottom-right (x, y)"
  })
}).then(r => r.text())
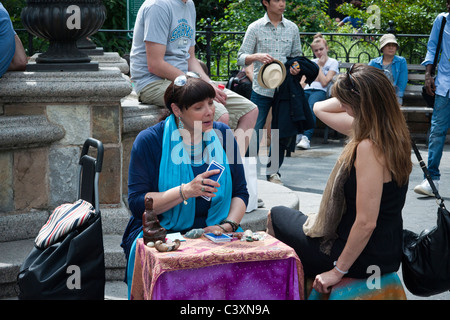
top-left (260, 0), bottom-right (269, 11)
top-left (164, 77), bottom-right (216, 113)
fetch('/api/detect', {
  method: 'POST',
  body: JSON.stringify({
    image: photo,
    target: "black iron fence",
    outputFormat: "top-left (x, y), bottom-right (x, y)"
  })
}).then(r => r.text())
top-left (18, 26), bottom-right (430, 81)
top-left (194, 29), bottom-right (430, 81)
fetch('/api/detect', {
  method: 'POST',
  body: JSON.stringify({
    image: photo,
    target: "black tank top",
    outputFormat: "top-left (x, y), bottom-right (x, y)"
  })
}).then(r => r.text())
top-left (336, 166), bottom-right (408, 278)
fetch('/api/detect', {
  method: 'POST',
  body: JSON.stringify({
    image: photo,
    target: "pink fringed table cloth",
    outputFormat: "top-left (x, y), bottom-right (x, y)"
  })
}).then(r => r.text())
top-left (130, 233), bottom-right (304, 300)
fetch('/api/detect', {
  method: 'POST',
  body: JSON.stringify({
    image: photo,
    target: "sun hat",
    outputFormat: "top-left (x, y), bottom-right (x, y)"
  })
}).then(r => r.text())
top-left (257, 60), bottom-right (287, 89)
top-left (379, 33), bottom-right (399, 51)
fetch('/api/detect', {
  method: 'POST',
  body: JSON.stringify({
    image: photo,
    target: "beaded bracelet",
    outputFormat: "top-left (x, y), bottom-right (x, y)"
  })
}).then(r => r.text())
top-left (216, 224), bottom-right (228, 233)
top-left (220, 219), bottom-right (239, 232)
top-left (179, 184), bottom-right (188, 205)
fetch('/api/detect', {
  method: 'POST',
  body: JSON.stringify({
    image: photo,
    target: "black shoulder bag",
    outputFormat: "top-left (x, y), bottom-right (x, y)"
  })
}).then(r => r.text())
top-left (422, 16), bottom-right (446, 108)
top-left (402, 141), bottom-right (450, 296)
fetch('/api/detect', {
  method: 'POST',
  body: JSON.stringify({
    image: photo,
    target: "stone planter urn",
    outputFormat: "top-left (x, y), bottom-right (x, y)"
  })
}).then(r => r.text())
top-left (21, 0), bottom-right (107, 71)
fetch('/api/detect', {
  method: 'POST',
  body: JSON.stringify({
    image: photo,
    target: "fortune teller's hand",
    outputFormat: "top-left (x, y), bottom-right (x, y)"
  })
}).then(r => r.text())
top-left (203, 225), bottom-right (227, 234)
top-left (183, 169), bottom-right (221, 200)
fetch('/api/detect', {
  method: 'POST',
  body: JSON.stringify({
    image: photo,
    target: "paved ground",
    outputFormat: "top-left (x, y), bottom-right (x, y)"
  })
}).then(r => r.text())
top-left (259, 136), bottom-right (450, 300)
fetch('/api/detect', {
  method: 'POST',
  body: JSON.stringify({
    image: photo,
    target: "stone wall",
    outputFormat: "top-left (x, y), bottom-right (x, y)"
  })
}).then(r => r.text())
top-left (121, 91), bottom-right (167, 198)
top-left (0, 67), bottom-right (132, 242)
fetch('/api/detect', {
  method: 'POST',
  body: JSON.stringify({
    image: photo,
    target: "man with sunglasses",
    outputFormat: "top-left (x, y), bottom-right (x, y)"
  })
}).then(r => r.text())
top-left (130, 0), bottom-right (258, 156)
top-left (414, 0), bottom-right (450, 197)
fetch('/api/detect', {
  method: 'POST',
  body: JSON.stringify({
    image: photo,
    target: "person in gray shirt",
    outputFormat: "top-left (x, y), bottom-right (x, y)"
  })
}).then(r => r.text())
top-left (130, 0), bottom-right (258, 156)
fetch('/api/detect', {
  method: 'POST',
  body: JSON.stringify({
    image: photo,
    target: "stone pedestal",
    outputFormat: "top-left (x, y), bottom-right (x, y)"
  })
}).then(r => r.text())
top-left (29, 52), bottom-right (130, 75)
top-left (92, 52), bottom-right (130, 74)
top-left (0, 67), bottom-right (132, 241)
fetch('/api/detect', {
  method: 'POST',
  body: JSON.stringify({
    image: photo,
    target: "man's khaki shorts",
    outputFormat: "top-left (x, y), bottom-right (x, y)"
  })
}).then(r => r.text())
top-left (138, 80), bottom-right (256, 130)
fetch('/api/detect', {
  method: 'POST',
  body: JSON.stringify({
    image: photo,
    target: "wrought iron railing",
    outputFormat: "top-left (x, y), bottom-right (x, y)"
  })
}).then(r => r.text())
top-left (18, 25), bottom-right (430, 81)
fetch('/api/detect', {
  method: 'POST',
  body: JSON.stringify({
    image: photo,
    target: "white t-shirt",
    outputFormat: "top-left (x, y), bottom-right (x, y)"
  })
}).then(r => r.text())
top-left (130, 0), bottom-right (196, 94)
top-left (304, 57), bottom-right (339, 92)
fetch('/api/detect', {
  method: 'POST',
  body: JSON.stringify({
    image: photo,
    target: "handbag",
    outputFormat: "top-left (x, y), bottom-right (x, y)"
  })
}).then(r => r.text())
top-left (17, 138), bottom-right (105, 300)
top-left (227, 68), bottom-right (252, 100)
top-left (402, 141), bottom-right (450, 296)
top-left (421, 16), bottom-right (446, 108)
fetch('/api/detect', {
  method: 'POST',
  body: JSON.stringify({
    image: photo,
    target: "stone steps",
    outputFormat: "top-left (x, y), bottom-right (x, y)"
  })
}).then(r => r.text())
top-left (0, 234), bottom-right (126, 299)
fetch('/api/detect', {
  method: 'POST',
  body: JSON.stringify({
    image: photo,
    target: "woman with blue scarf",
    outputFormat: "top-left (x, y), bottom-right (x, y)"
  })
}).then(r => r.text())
top-left (121, 76), bottom-right (249, 296)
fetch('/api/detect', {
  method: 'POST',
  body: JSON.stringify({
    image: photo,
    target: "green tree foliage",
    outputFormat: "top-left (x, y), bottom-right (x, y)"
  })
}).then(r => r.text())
top-left (198, 0), bottom-right (335, 33)
top-left (91, 0), bottom-right (130, 54)
top-left (2, 0), bottom-right (25, 24)
top-left (3, 0), bottom-right (444, 62)
top-left (337, 0), bottom-right (447, 34)
top-left (196, 0), bottom-right (336, 77)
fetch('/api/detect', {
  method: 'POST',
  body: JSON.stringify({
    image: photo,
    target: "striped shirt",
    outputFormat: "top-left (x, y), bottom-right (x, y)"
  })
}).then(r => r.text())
top-left (237, 13), bottom-right (302, 97)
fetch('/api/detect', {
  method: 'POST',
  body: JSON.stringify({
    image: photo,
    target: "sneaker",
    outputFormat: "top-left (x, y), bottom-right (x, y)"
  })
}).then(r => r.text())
top-left (268, 173), bottom-right (283, 185)
top-left (258, 198), bottom-right (265, 208)
top-left (413, 179), bottom-right (439, 197)
top-left (297, 136), bottom-right (310, 150)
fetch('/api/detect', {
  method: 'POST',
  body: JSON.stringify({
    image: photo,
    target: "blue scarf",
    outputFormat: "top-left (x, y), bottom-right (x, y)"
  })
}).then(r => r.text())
top-left (157, 114), bottom-right (232, 231)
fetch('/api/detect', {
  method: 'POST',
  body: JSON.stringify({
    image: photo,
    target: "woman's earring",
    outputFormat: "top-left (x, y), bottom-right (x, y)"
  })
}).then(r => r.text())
top-left (178, 116), bottom-right (184, 129)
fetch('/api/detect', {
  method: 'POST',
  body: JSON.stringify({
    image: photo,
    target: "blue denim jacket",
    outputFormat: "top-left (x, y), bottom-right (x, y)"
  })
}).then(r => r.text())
top-left (368, 55), bottom-right (408, 99)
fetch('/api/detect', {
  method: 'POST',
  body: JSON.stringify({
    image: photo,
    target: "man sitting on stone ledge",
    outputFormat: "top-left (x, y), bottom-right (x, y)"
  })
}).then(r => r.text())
top-left (0, 2), bottom-right (27, 78)
top-left (129, 0), bottom-right (258, 156)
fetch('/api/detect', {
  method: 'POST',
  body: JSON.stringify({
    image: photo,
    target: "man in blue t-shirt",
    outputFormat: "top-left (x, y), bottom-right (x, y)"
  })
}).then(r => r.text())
top-left (0, 2), bottom-right (26, 78)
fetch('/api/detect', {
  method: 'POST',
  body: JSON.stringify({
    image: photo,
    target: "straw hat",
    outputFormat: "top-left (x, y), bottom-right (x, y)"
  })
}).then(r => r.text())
top-left (379, 33), bottom-right (399, 51)
top-left (257, 60), bottom-right (287, 89)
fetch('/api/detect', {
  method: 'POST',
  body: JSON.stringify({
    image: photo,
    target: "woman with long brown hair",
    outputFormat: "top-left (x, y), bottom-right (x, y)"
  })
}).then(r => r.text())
top-left (267, 64), bottom-right (412, 294)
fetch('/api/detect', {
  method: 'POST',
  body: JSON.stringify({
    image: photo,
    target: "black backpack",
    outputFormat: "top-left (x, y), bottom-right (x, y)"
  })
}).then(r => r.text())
top-left (226, 68), bottom-right (252, 100)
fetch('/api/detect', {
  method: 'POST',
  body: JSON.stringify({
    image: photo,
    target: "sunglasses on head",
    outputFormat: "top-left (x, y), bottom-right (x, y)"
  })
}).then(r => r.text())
top-left (173, 72), bottom-right (201, 96)
top-left (347, 64), bottom-right (360, 95)
top-left (173, 71), bottom-right (201, 86)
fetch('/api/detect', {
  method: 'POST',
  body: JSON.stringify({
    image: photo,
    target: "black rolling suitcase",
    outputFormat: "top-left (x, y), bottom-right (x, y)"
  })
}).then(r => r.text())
top-left (17, 138), bottom-right (105, 300)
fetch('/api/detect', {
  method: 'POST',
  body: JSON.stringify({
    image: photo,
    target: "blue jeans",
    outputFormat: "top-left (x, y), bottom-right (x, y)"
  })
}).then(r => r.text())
top-left (249, 90), bottom-right (273, 154)
top-left (301, 89), bottom-right (327, 140)
top-left (427, 93), bottom-right (450, 180)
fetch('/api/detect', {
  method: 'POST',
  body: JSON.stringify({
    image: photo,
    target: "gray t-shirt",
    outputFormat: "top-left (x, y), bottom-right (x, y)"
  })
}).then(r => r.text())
top-left (130, 0), bottom-right (196, 94)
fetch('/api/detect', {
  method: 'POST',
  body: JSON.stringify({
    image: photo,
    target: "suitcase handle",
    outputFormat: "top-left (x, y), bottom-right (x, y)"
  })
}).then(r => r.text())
top-left (80, 137), bottom-right (103, 173)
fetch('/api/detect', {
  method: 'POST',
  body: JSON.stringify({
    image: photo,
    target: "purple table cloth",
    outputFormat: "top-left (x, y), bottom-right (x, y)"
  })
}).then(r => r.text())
top-left (131, 233), bottom-right (304, 300)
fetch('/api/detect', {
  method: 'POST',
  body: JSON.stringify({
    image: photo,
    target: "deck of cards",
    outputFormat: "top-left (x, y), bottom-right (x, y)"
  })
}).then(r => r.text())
top-left (201, 160), bottom-right (225, 201)
top-left (204, 232), bottom-right (232, 243)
